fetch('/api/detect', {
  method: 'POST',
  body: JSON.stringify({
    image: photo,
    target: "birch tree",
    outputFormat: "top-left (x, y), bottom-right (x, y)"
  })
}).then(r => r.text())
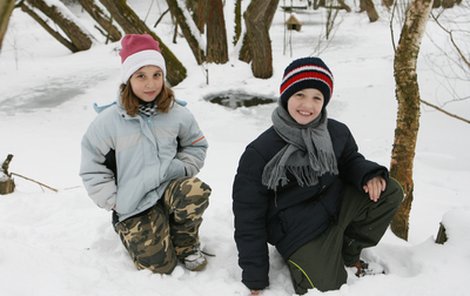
top-left (390, 0), bottom-right (434, 240)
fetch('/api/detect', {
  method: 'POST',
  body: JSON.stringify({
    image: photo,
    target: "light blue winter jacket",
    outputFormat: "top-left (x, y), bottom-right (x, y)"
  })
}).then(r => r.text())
top-left (79, 100), bottom-right (208, 221)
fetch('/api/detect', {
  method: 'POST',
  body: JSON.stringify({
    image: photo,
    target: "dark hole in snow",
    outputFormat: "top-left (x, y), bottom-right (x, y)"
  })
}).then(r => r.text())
top-left (205, 91), bottom-right (277, 109)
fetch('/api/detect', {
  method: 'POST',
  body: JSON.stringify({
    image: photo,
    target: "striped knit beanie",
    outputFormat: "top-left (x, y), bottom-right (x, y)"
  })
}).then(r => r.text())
top-left (119, 34), bottom-right (166, 83)
top-left (280, 57), bottom-right (334, 109)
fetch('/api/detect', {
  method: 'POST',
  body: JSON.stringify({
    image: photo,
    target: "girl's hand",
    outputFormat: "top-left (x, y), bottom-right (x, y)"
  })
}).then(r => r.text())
top-left (250, 290), bottom-right (261, 295)
top-left (363, 176), bottom-right (386, 202)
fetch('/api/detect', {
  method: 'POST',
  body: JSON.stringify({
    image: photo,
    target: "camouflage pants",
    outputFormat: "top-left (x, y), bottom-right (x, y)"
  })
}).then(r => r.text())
top-left (113, 177), bottom-right (211, 274)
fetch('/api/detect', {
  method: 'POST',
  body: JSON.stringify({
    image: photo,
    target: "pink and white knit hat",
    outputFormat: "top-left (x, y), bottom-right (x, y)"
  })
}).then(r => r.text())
top-left (119, 34), bottom-right (166, 83)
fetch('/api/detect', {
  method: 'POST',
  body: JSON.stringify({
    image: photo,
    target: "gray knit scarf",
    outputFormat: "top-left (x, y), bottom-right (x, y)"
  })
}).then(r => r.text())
top-left (262, 106), bottom-right (338, 190)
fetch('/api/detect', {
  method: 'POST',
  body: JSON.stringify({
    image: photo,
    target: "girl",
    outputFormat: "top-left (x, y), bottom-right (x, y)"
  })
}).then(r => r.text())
top-left (80, 34), bottom-right (211, 273)
top-left (232, 57), bottom-right (403, 294)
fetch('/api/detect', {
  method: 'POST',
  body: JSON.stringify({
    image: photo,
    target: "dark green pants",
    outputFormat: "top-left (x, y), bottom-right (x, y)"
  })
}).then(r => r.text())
top-left (287, 178), bottom-right (403, 294)
top-left (113, 177), bottom-right (211, 274)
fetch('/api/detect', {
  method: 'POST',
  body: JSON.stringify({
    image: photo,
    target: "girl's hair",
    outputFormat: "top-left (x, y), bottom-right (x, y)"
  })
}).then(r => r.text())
top-left (119, 82), bottom-right (175, 116)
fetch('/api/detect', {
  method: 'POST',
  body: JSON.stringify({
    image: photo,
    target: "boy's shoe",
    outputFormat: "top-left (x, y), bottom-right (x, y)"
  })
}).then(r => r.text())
top-left (348, 260), bottom-right (385, 277)
top-left (183, 248), bottom-right (207, 271)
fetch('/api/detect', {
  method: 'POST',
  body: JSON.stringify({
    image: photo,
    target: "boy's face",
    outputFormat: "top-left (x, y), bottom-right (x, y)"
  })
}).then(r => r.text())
top-left (287, 88), bottom-right (324, 125)
top-left (129, 65), bottom-right (164, 102)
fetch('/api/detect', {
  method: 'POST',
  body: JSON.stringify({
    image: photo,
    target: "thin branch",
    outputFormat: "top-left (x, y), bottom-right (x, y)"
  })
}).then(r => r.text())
top-left (10, 172), bottom-right (58, 192)
top-left (420, 99), bottom-right (470, 124)
top-left (389, 0), bottom-right (397, 52)
top-left (431, 12), bottom-right (470, 69)
top-left (153, 8), bottom-right (170, 28)
top-left (441, 95), bottom-right (470, 107)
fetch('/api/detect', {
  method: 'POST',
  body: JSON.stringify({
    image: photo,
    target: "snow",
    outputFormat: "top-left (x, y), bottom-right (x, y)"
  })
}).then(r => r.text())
top-left (1, 1), bottom-right (469, 295)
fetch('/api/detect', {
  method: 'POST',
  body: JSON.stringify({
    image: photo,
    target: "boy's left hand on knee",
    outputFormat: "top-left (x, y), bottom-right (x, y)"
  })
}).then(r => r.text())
top-left (363, 177), bottom-right (387, 202)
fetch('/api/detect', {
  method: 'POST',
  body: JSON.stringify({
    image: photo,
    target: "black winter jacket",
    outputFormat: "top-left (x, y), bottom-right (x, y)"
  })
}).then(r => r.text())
top-left (232, 118), bottom-right (388, 290)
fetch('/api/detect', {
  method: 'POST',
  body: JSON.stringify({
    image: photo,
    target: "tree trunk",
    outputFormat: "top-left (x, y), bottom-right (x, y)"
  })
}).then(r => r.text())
top-left (432, 0), bottom-right (442, 8)
top-left (166, 0), bottom-right (205, 65)
top-left (360, 0), bottom-right (379, 22)
top-left (206, 0), bottom-right (228, 64)
top-left (0, 0), bottom-right (16, 50)
top-left (238, 34), bottom-right (251, 63)
top-left (337, 0), bottom-right (352, 12)
top-left (78, 0), bottom-right (121, 42)
top-left (390, 0), bottom-right (433, 240)
top-left (186, 0), bottom-right (206, 33)
top-left (242, 0), bottom-right (279, 78)
top-left (20, 3), bottom-right (77, 51)
top-left (22, 0), bottom-right (93, 52)
top-left (99, 0), bottom-right (186, 86)
top-left (441, 0), bottom-right (459, 8)
top-left (233, 0), bottom-right (242, 46)
top-left (239, 0), bottom-right (278, 64)
top-left (382, 0), bottom-right (394, 8)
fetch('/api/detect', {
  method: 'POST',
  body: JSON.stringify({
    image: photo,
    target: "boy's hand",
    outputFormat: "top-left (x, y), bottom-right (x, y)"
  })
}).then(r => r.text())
top-left (363, 176), bottom-right (386, 202)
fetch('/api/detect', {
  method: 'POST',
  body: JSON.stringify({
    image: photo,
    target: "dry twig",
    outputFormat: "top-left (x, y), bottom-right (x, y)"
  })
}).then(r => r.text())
top-left (10, 172), bottom-right (58, 192)
top-left (421, 99), bottom-right (470, 124)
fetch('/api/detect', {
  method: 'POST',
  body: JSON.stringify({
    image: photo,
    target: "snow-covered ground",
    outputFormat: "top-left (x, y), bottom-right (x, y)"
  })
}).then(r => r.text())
top-left (1, 1), bottom-right (469, 295)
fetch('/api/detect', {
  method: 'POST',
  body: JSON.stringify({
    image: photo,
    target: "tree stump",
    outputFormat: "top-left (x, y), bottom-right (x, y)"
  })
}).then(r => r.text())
top-left (0, 177), bottom-right (15, 195)
top-left (1, 154), bottom-right (15, 195)
top-left (435, 222), bottom-right (448, 244)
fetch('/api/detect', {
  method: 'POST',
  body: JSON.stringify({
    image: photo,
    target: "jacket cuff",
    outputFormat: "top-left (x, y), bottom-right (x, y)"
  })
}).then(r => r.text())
top-left (242, 279), bottom-right (269, 291)
top-left (103, 194), bottom-right (116, 211)
top-left (362, 168), bottom-right (389, 186)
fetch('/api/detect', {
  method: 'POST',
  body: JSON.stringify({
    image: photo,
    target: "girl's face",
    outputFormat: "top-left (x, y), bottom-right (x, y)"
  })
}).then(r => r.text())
top-left (287, 88), bottom-right (324, 125)
top-left (129, 65), bottom-right (164, 102)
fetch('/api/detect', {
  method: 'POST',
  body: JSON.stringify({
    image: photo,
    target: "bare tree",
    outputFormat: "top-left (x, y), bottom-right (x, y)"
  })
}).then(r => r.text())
top-left (239, 0), bottom-right (278, 64)
top-left (78, 0), bottom-right (121, 42)
top-left (434, 0), bottom-right (462, 8)
top-left (186, 0), bottom-right (207, 33)
top-left (206, 0), bottom-right (228, 64)
top-left (390, 0), bottom-right (434, 240)
top-left (243, 0), bottom-right (280, 78)
top-left (382, 0), bottom-right (395, 9)
top-left (315, 0), bottom-right (351, 11)
top-left (20, 0), bottom-right (93, 52)
top-left (0, 0), bottom-right (15, 50)
top-left (167, 0), bottom-right (228, 65)
top-left (426, 4), bottom-right (470, 112)
top-left (99, 0), bottom-right (186, 86)
top-left (359, 0), bottom-right (379, 22)
top-left (233, 0), bottom-right (242, 45)
top-left (166, 0), bottom-right (205, 64)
